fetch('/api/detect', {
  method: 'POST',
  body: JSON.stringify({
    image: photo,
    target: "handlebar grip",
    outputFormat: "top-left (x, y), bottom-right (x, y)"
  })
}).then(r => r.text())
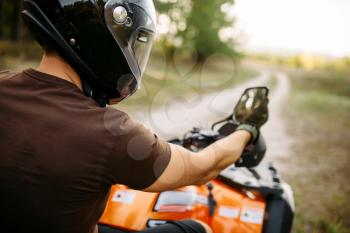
top-left (235, 134), bottom-right (267, 168)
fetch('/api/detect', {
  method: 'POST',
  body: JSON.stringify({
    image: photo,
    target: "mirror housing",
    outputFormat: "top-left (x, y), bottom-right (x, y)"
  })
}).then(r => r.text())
top-left (234, 87), bottom-right (269, 124)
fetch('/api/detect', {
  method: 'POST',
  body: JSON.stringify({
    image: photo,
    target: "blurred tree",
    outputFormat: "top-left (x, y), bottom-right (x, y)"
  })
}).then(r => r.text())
top-left (0, 0), bottom-right (239, 59)
top-left (0, 0), bottom-right (26, 41)
top-left (0, 0), bottom-right (3, 39)
top-left (155, 0), bottom-right (238, 63)
top-left (10, 0), bottom-right (22, 41)
top-left (154, 0), bottom-right (191, 61)
top-left (185, 0), bottom-right (237, 62)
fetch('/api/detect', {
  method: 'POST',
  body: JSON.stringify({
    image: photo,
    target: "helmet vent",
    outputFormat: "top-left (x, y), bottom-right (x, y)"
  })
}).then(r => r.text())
top-left (113, 6), bottom-right (128, 24)
top-left (137, 31), bottom-right (149, 43)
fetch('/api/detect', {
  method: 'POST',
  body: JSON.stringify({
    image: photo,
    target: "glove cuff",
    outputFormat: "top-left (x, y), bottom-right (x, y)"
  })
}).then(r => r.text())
top-left (236, 124), bottom-right (259, 144)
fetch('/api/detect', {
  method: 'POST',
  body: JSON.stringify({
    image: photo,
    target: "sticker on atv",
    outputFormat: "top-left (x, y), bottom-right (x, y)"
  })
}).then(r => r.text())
top-left (240, 207), bottom-right (264, 224)
top-left (218, 206), bottom-right (240, 218)
top-left (112, 190), bottom-right (135, 204)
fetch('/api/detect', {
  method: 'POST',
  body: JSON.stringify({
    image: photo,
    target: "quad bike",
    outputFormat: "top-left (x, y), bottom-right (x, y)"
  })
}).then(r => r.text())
top-left (98, 87), bottom-right (295, 233)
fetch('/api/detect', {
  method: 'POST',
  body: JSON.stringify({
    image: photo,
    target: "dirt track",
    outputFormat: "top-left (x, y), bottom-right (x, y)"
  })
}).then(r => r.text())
top-left (261, 72), bottom-right (292, 167)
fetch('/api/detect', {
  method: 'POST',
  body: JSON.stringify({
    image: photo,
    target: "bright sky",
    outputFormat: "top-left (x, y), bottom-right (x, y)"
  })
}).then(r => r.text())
top-left (231, 0), bottom-right (350, 57)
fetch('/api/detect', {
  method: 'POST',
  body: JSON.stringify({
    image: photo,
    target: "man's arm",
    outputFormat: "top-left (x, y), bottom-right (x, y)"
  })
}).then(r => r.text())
top-left (143, 131), bottom-right (251, 192)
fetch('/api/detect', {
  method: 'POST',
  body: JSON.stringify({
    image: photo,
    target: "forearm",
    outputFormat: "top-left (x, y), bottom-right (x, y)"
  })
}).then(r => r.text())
top-left (144, 130), bottom-right (251, 192)
top-left (195, 130), bottom-right (251, 184)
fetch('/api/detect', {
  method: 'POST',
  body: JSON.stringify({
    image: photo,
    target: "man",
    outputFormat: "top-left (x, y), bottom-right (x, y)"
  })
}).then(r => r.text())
top-left (0, 0), bottom-right (268, 233)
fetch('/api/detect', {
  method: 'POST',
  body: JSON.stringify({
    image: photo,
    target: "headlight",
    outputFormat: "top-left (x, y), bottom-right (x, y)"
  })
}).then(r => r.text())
top-left (154, 191), bottom-right (208, 213)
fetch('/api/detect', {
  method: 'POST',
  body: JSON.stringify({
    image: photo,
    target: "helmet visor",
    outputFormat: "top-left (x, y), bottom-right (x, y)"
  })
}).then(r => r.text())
top-left (104, 0), bottom-right (156, 81)
top-left (133, 30), bottom-right (154, 74)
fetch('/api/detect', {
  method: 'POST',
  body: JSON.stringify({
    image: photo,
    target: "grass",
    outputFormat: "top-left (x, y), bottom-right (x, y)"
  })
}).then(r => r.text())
top-left (0, 40), bottom-right (42, 70)
top-left (119, 54), bottom-right (258, 111)
top-left (284, 68), bottom-right (350, 233)
top-left (267, 74), bottom-right (278, 91)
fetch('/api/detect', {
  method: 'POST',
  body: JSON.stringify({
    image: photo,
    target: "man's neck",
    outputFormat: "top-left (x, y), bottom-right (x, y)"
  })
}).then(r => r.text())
top-left (37, 53), bottom-right (83, 91)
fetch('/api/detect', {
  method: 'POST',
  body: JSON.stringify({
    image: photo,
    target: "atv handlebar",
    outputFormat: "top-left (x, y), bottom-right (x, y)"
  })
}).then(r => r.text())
top-left (169, 120), bottom-right (267, 168)
top-left (169, 86), bottom-right (270, 168)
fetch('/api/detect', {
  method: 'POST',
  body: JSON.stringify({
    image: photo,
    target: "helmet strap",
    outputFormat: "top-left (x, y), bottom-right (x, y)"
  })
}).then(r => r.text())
top-left (82, 79), bottom-right (108, 108)
top-left (82, 79), bottom-right (93, 98)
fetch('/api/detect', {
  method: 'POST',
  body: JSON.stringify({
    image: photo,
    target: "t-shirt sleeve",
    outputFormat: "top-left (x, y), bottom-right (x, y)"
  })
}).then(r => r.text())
top-left (103, 108), bottom-right (171, 190)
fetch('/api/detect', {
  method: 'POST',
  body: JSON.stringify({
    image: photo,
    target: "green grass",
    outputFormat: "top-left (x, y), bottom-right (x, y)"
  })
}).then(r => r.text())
top-left (0, 40), bottom-right (42, 65)
top-left (267, 74), bottom-right (278, 91)
top-left (120, 55), bottom-right (258, 109)
top-left (285, 68), bottom-right (350, 233)
top-left (294, 215), bottom-right (348, 233)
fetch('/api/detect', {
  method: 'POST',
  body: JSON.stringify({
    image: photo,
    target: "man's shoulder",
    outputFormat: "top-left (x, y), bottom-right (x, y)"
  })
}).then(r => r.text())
top-left (102, 107), bottom-right (148, 137)
top-left (0, 70), bottom-right (18, 81)
top-left (103, 107), bottom-right (132, 129)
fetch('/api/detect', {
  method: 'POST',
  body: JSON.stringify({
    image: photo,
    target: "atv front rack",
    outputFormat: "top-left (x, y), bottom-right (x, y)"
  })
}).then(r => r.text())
top-left (218, 163), bottom-right (284, 196)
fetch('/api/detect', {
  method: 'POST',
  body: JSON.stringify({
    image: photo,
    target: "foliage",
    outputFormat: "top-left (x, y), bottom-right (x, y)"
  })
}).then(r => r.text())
top-left (248, 52), bottom-right (350, 72)
top-left (0, 0), bottom-right (239, 62)
top-left (0, 0), bottom-right (24, 41)
top-left (155, 0), bottom-right (239, 62)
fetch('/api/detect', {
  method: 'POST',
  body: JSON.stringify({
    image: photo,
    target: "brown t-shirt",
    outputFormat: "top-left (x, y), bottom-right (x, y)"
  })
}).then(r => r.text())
top-left (0, 69), bottom-right (171, 233)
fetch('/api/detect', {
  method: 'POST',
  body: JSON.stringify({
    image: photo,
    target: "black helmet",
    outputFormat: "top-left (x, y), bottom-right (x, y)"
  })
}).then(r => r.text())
top-left (22, 0), bottom-right (157, 107)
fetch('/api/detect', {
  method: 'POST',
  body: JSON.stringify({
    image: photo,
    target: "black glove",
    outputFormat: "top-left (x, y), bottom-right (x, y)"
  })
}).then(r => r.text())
top-left (236, 124), bottom-right (259, 144)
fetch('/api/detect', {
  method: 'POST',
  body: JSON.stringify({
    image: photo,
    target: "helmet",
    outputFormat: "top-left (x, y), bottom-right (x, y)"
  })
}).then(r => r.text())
top-left (22, 0), bottom-right (157, 107)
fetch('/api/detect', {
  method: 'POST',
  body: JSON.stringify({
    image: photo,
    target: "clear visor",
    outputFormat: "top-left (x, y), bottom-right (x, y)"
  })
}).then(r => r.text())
top-left (104, 0), bottom-right (156, 79)
top-left (133, 30), bottom-right (154, 74)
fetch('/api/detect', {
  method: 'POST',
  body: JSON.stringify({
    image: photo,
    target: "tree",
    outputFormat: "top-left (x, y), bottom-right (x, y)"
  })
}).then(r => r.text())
top-left (185, 0), bottom-right (237, 62)
top-left (0, 0), bottom-right (25, 41)
top-left (0, 0), bottom-right (3, 39)
top-left (155, 0), bottom-right (238, 63)
top-left (10, 0), bottom-right (22, 41)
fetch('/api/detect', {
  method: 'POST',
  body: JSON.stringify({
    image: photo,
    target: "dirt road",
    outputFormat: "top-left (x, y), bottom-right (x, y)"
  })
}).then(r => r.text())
top-left (261, 72), bottom-right (292, 166)
top-left (126, 70), bottom-right (292, 166)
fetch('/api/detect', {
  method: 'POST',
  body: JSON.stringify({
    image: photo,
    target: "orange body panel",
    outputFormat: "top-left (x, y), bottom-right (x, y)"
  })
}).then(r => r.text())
top-left (99, 181), bottom-right (266, 233)
top-left (210, 180), bottom-right (265, 233)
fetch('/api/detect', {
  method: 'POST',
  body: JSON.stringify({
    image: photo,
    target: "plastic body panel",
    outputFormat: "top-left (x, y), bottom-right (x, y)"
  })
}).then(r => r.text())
top-left (99, 180), bottom-right (266, 233)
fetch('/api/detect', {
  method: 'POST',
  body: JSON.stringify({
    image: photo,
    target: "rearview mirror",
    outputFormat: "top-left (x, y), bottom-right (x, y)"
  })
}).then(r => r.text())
top-left (234, 87), bottom-right (269, 123)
